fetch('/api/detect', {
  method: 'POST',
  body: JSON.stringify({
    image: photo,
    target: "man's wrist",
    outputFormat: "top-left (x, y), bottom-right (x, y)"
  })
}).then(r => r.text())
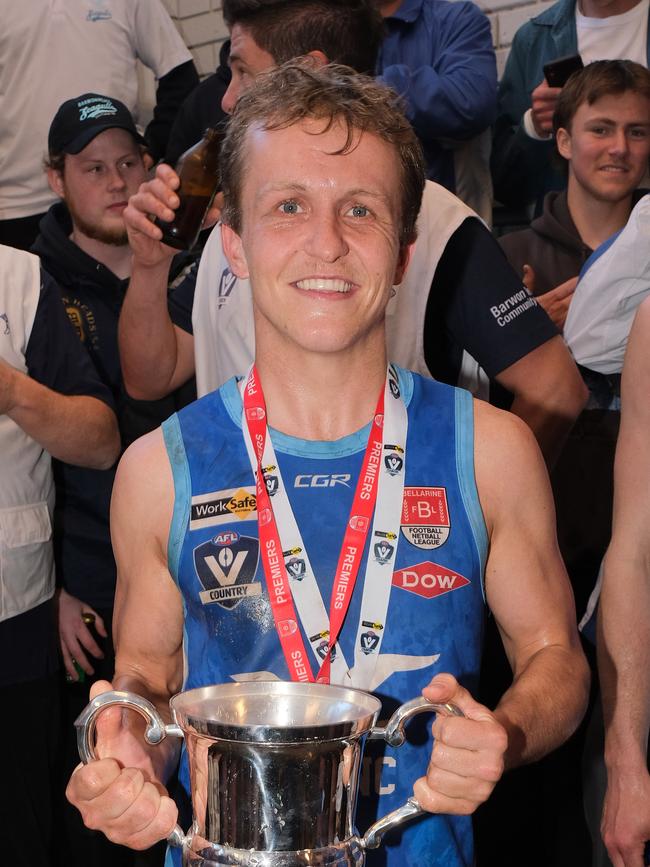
top-left (523, 108), bottom-right (553, 141)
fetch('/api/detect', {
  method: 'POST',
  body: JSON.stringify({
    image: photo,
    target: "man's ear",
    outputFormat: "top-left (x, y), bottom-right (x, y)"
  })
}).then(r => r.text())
top-left (392, 241), bottom-right (415, 287)
top-left (556, 127), bottom-right (572, 161)
top-left (221, 222), bottom-right (250, 279)
top-left (305, 49), bottom-right (329, 69)
top-left (47, 167), bottom-right (65, 199)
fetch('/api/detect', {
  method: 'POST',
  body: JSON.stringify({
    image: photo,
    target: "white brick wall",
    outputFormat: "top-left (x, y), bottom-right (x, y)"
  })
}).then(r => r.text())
top-left (163, 0), bottom-right (552, 81)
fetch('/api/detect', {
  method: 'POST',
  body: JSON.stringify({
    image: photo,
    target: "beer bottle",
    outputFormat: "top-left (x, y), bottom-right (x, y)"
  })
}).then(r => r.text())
top-left (157, 124), bottom-right (226, 251)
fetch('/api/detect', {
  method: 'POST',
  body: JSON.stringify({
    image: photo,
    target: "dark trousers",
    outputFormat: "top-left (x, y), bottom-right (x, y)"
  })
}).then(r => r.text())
top-left (0, 672), bottom-right (61, 867)
top-left (0, 213), bottom-right (46, 251)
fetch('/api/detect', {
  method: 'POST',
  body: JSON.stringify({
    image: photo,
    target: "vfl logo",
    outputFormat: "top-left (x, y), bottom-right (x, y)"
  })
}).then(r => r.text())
top-left (310, 631), bottom-right (337, 661)
top-left (373, 540), bottom-right (394, 565)
top-left (0, 313), bottom-right (9, 334)
top-left (359, 630), bottom-right (380, 655)
top-left (194, 533), bottom-right (261, 609)
top-left (190, 487), bottom-right (257, 529)
top-left (388, 366), bottom-right (401, 399)
top-left (285, 556), bottom-right (306, 581)
top-left (264, 474), bottom-right (279, 496)
top-left (392, 561), bottom-right (470, 599)
top-left (384, 447), bottom-right (404, 476)
top-left (217, 267), bottom-right (238, 309)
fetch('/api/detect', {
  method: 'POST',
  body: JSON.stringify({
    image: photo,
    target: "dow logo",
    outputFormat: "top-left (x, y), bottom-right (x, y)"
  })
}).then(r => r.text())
top-left (392, 561), bottom-right (470, 599)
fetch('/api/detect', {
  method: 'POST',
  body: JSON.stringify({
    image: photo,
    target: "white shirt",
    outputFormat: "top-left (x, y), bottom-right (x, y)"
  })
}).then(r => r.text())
top-left (0, 0), bottom-right (193, 220)
top-left (576, 0), bottom-right (649, 65)
top-left (524, 0), bottom-right (650, 139)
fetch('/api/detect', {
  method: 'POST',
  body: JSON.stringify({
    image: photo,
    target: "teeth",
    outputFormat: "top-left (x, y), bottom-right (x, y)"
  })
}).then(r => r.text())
top-left (296, 278), bottom-right (352, 293)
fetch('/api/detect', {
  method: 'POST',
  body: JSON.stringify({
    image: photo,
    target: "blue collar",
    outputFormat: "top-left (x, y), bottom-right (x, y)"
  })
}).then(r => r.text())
top-left (385, 0), bottom-right (424, 24)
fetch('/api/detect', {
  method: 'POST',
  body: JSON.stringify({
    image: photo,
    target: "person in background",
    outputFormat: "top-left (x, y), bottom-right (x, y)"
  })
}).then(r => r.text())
top-left (165, 41), bottom-right (232, 168)
top-left (598, 297), bottom-right (650, 867)
top-left (0, 244), bottom-right (119, 867)
top-left (0, 0), bottom-right (199, 251)
top-left (482, 60), bottom-right (650, 867)
top-left (374, 0), bottom-right (497, 214)
top-left (492, 0), bottom-right (650, 212)
top-left (29, 92), bottom-right (196, 867)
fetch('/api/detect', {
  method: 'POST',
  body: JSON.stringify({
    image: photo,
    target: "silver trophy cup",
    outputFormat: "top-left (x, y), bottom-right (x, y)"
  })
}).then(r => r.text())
top-left (76, 681), bottom-right (462, 865)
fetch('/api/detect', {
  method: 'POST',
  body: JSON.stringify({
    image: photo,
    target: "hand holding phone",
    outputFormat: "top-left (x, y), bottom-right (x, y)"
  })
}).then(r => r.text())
top-left (543, 54), bottom-right (584, 88)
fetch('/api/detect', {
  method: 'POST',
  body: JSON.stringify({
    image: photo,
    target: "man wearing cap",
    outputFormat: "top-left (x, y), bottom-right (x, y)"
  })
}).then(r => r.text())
top-left (0, 0), bottom-right (199, 252)
top-left (30, 93), bottom-right (195, 867)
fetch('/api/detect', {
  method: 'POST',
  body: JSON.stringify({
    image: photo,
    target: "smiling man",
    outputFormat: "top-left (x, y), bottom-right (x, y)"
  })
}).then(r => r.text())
top-left (67, 64), bottom-right (588, 867)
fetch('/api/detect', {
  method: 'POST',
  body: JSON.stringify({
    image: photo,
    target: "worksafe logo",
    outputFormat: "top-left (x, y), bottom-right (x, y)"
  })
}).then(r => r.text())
top-left (392, 561), bottom-right (470, 599)
top-left (190, 487), bottom-right (257, 529)
top-left (194, 532), bottom-right (261, 609)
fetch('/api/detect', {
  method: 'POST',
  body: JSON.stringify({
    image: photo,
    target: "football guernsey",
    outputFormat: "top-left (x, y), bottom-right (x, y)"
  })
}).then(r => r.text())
top-left (162, 367), bottom-right (488, 867)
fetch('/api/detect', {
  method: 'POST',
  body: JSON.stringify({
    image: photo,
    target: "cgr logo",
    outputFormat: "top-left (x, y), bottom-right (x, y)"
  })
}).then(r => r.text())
top-left (392, 561), bottom-right (470, 599)
top-left (294, 474), bottom-right (351, 488)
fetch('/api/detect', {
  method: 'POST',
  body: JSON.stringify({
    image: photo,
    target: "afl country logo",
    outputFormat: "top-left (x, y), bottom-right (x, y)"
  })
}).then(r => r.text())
top-left (401, 487), bottom-right (450, 549)
top-left (374, 540), bottom-right (394, 565)
top-left (285, 557), bottom-right (306, 581)
top-left (359, 630), bottom-right (380, 655)
top-left (194, 534), bottom-right (260, 610)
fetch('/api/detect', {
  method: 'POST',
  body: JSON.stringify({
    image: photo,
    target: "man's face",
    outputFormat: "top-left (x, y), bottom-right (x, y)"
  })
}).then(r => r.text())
top-left (221, 24), bottom-right (276, 114)
top-left (557, 90), bottom-right (650, 203)
top-left (49, 128), bottom-right (147, 245)
top-left (222, 118), bottom-right (411, 358)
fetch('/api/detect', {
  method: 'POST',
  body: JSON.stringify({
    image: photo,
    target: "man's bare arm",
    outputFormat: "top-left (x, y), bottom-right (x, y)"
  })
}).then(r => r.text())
top-left (67, 430), bottom-right (185, 848)
top-left (475, 400), bottom-right (590, 767)
top-left (119, 164), bottom-right (197, 400)
top-left (0, 359), bottom-right (119, 469)
top-left (598, 299), bottom-right (650, 867)
top-left (496, 335), bottom-right (588, 469)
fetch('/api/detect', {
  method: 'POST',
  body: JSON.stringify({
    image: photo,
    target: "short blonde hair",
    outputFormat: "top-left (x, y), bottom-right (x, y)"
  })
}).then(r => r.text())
top-left (220, 61), bottom-right (425, 246)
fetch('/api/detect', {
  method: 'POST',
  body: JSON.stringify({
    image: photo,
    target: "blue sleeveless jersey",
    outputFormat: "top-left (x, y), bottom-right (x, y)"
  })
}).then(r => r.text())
top-left (163, 368), bottom-right (487, 867)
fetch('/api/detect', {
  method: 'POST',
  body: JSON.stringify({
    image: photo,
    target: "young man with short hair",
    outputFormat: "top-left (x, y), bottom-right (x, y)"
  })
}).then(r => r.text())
top-left (118, 0), bottom-right (587, 469)
top-left (68, 62), bottom-right (589, 867)
top-left (494, 61), bottom-right (650, 866)
top-left (31, 93), bottom-right (194, 867)
top-left (492, 0), bottom-right (650, 209)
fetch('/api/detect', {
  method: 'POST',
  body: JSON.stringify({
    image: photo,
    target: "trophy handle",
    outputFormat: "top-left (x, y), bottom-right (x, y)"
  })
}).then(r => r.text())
top-left (74, 689), bottom-right (186, 849)
top-left (362, 698), bottom-right (464, 850)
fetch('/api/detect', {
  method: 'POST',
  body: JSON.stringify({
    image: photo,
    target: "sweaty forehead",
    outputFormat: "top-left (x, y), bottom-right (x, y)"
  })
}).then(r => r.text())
top-left (240, 119), bottom-right (402, 200)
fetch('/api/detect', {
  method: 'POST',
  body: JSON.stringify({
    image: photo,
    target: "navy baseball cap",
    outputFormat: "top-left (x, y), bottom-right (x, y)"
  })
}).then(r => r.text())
top-left (48, 93), bottom-right (147, 155)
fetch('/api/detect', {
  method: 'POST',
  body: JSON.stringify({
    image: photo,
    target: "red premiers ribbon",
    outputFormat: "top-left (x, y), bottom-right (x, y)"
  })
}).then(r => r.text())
top-left (242, 365), bottom-right (385, 684)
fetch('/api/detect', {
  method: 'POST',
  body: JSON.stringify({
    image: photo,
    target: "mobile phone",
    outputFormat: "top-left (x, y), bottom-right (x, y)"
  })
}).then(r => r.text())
top-left (543, 54), bottom-right (584, 88)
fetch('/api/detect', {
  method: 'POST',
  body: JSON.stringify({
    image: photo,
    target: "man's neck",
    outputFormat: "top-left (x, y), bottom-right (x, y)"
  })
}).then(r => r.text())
top-left (70, 229), bottom-right (133, 280)
top-left (566, 182), bottom-right (633, 250)
top-left (578, 0), bottom-right (644, 19)
top-left (377, 0), bottom-right (404, 18)
top-left (254, 333), bottom-right (389, 442)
